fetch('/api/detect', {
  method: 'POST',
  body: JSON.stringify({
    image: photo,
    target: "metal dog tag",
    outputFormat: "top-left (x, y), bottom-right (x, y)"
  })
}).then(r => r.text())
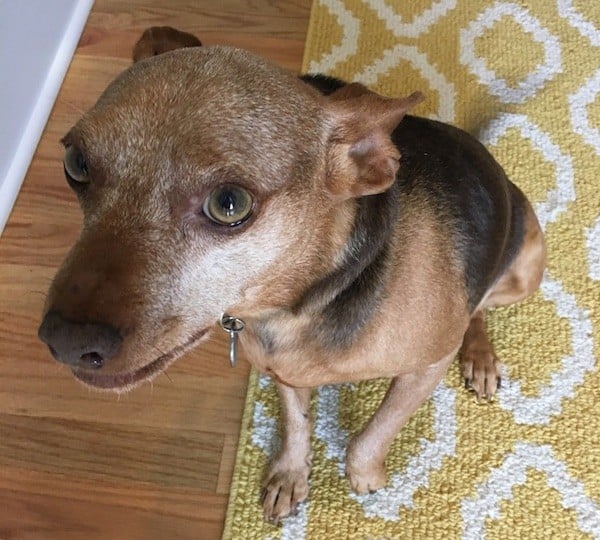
top-left (219, 314), bottom-right (245, 367)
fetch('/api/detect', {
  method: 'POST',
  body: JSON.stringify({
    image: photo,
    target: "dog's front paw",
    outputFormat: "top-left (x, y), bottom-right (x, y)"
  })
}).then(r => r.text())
top-left (261, 465), bottom-right (310, 523)
top-left (346, 462), bottom-right (387, 494)
top-left (461, 348), bottom-right (501, 401)
top-left (345, 443), bottom-right (387, 494)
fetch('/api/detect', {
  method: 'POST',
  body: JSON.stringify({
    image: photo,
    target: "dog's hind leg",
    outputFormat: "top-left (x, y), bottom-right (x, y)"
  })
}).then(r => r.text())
top-left (461, 196), bottom-right (545, 400)
top-left (460, 310), bottom-right (501, 400)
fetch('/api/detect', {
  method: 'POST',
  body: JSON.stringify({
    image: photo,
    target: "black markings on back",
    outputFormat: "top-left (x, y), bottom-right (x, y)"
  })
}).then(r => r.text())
top-left (391, 115), bottom-right (524, 311)
top-left (295, 73), bottom-right (525, 338)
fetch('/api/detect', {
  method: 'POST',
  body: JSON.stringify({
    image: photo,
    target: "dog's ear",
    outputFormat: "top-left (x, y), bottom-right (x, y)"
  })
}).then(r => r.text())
top-left (132, 26), bottom-right (202, 63)
top-left (324, 83), bottom-right (423, 200)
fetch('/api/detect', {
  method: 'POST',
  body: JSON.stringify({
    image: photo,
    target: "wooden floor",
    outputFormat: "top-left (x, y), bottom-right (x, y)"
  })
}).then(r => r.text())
top-left (0, 2), bottom-right (310, 538)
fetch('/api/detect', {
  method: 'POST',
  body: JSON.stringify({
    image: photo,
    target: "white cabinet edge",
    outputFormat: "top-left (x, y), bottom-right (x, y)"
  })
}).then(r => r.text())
top-left (0, 0), bottom-right (94, 236)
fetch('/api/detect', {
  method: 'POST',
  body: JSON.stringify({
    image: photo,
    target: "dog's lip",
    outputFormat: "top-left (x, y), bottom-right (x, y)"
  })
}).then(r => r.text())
top-left (71, 327), bottom-right (211, 390)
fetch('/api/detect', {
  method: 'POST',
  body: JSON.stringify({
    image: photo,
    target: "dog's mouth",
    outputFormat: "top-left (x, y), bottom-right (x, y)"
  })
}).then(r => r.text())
top-left (72, 327), bottom-right (211, 391)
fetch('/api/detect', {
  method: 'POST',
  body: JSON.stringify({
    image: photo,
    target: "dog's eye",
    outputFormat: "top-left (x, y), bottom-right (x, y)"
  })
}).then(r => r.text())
top-left (63, 145), bottom-right (89, 184)
top-left (202, 185), bottom-right (253, 226)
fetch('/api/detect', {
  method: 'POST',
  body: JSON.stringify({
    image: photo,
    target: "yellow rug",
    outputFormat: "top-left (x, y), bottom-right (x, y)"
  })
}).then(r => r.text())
top-left (223, 1), bottom-right (600, 538)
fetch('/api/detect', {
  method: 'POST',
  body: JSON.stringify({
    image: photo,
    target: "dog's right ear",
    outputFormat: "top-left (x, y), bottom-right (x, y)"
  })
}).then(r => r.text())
top-left (132, 26), bottom-right (202, 63)
top-left (323, 83), bottom-right (423, 200)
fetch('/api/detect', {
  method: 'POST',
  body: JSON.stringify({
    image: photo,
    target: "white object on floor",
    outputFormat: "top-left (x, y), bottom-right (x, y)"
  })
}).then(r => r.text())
top-left (0, 0), bottom-right (94, 235)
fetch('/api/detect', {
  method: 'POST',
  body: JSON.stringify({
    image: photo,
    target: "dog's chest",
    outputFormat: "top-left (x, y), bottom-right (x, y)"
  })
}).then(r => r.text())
top-left (238, 324), bottom-right (336, 386)
top-left (237, 320), bottom-right (448, 387)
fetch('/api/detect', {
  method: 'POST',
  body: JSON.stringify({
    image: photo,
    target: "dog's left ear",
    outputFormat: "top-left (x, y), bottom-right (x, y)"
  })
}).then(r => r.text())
top-left (323, 83), bottom-right (423, 200)
top-left (133, 27), bottom-right (202, 63)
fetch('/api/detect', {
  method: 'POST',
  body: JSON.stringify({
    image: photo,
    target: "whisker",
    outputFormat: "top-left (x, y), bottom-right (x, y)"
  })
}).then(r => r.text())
top-left (148, 343), bottom-right (174, 383)
top-left (28, 290), bottom-right (48, 298)
top-left (61, 99), bottom-right (86, 116)
top-left (151, 344), bottom-right (167, 358)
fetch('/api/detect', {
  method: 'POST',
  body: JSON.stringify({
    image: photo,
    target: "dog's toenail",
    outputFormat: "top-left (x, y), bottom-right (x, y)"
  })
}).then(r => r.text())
top-left (497, 377), bottom-right (502, 389)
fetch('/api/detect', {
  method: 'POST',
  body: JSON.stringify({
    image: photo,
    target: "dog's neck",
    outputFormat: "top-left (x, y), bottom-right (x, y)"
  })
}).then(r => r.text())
top-left (245, 180), bottom-right (400, 355)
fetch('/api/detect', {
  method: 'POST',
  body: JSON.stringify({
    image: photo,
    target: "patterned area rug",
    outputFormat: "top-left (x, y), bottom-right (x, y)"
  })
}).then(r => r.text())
top-left (223, 1), bottom-right (600, 538)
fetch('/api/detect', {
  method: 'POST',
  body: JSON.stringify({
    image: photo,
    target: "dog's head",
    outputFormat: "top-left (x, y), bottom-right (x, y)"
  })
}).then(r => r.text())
top-left (38, 43), bottom-right (421, 391)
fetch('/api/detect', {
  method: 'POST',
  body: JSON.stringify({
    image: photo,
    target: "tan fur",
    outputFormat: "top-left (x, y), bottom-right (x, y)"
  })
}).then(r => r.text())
top-left (483, 198), bottom-right (546, 308)
top-left (240, 204), bottom-right (469, 388)
top-left (39, 28), bottom-right (545, 522)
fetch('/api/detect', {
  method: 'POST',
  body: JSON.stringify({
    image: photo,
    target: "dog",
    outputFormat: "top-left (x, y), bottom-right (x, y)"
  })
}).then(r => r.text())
top-left (38, 27), bottom-right (545, 522)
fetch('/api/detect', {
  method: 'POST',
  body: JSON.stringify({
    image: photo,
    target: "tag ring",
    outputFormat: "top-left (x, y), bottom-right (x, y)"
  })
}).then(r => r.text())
top-left (219, 313), bottom-right (245, 367)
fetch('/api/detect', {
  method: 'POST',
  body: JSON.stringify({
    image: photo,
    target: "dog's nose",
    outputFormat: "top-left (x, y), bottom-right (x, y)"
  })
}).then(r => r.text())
top-left (38, 310), bottom-right (122, 369)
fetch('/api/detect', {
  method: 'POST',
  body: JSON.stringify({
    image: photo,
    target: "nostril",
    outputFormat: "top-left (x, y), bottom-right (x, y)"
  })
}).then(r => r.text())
top-left (80, 352), bottom-right (104, 369)
top-left (38, 310), bottom-right (122, 368)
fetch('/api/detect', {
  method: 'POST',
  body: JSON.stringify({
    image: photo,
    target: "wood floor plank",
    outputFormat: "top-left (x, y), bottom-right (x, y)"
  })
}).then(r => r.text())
top-left (217, 435), bottom-right (240, 496)
top-left (0, 0), bottom-right (309, 537)
top-left (0, 336), bottom-right (251, 435)
top-left (0, 414), bottom-right (223, 490)
top-left (0, 488), bottom-right (225, 540)
top-left (0, 467), bottom-right (228, 521)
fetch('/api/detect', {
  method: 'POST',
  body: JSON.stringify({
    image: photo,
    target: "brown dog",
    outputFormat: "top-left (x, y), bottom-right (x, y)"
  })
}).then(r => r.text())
top-left (38, 28), bottom-right (545, 522)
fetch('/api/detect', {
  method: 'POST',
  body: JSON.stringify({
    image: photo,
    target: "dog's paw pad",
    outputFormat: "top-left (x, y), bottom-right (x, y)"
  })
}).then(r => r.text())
top-left (461, 349), bottom-right (501, 402)
top-left (262, 469), bottom-right (309, 523)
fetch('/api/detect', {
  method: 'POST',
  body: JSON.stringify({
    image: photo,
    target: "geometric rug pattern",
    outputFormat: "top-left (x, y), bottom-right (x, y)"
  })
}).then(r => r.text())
top-left (223, 1), bottom-right (600, 538)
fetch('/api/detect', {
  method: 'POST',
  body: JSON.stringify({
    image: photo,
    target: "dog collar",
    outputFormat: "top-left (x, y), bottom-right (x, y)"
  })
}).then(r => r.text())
top-left (219, 313), bottom-right (245, 367)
